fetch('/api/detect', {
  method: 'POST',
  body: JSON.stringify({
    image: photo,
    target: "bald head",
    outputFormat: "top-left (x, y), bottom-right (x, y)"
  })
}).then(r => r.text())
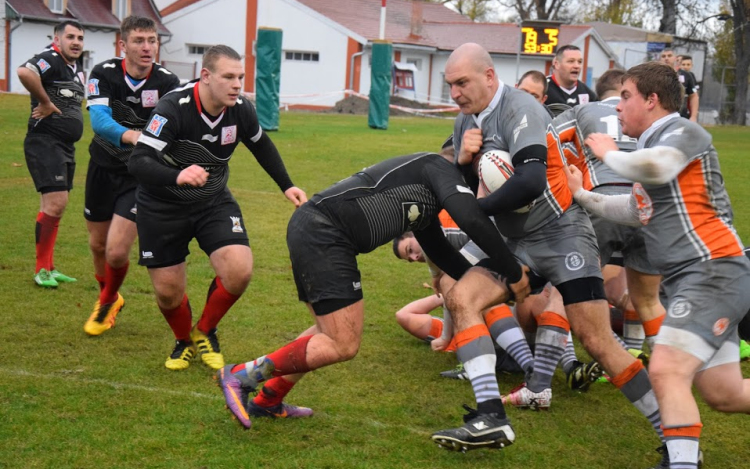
top-left (445, 43), bottom-right (498, 114)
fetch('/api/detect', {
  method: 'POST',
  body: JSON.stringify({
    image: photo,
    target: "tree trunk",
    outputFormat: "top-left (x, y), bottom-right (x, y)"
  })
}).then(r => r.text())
top-left (731, 0), bottom-right (750, 125)
top-left (659, 0), bottom-right (677, 34)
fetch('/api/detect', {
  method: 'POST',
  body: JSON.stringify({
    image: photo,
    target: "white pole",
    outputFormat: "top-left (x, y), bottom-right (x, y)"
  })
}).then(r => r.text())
top-left (379, 0), bottom-right (386, 39)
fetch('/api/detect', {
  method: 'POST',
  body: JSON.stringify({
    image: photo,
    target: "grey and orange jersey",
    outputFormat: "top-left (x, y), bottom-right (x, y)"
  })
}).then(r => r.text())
top-left (453, 84), bottom-right (561, 238)
top-left (635, 116), bottom-right (744, 275)
top-left (551, 97), bottom-right (637, 189)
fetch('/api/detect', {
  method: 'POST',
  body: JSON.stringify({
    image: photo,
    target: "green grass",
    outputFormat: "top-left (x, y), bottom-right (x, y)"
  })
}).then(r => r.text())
top-left (1, 93), bottom-right (749, 468)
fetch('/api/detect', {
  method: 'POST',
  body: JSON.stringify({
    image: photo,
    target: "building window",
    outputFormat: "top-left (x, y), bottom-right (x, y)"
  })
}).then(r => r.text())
top-left (48, 0), bottom-right (64, 14)
top-left (441, 73), bottom-right (450, 102)
top-left (406, 58), bottom-right (422, 71)
top-left (187, 44), bottom-right (211, 56)
top-left (284, 50), bottom-right (319, 62)
top-left (114, 0), bottom-right (128, 20)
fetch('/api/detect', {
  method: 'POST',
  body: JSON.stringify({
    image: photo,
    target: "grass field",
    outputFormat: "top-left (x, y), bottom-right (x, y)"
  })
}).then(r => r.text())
top-left (1, 92), bottom-right (749, 468)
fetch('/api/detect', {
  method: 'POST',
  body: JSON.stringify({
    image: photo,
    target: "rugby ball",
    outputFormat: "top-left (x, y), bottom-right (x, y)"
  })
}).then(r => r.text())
top-left (477, 150), bottom-right (533, 213)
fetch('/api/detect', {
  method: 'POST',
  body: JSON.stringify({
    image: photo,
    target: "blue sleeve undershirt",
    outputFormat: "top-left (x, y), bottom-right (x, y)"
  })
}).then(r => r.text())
top-left (89, 104), bottom-right (128, 148)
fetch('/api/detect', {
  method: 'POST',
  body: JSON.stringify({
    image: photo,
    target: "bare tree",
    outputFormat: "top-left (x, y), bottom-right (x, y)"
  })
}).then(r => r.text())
top-left (729, 0), bottom-right (750, 124)
top-left (494, 0), bottom-right (568, 20)
top-left (658, 0), bottom-right (678, 33)
top-left (428, 0), bottom-right (497, 21)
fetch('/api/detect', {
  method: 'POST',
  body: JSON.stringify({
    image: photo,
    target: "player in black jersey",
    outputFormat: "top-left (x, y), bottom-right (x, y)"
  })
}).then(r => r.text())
top-left (546, 45), bottom-right (598, 108)
top-left (215, 152), bottom-right (530, 441)
top-left (82, 16), bottom-right (180, 337)
top-left (18, 21), bottom-right (85, 289)
top-left (129, 45), bottom-right (307, 371)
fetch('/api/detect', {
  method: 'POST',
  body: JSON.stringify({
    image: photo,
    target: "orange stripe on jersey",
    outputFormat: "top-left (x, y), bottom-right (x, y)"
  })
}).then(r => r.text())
top-left (677, 160), bottom-right (744, 259)
top-left (663, 423), bottom-right (703, 439)
top-left (454, 324), bottom-right (490, 349)
top-left (546, 130), bottom-right (574, 211)
top-left (536, 311), bottom-right (570, 331)
top-left (484, 304), bottom-right (513, 326)
top-left (610, 359), bottom-right (644, 389)
top-left (438, 209), bottom-right (459, 230)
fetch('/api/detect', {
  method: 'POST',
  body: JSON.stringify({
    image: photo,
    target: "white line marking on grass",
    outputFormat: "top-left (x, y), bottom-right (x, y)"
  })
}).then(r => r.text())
top-left (2, 368), bottom-right (222, 401)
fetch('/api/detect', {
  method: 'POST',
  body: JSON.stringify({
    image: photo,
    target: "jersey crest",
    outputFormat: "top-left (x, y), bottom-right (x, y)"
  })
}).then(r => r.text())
top-left (633, 183), bottom-right (653, 225)
top-left (37, 59), bottom-right (51, 73)
top-left (221, 125), bottom-right (237, 145)
top-left (87, 78), bottom-right (99, 96)
top-left (402, 201), bottom-right (426, 231)
top-left (142, 90), bottom-right (159, 108)
top-left (147, 114), bottom-right (168, 137)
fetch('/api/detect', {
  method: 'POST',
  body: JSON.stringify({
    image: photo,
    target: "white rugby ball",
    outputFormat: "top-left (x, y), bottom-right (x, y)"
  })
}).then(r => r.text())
top-left (477, 150), bottom-right (533, 213)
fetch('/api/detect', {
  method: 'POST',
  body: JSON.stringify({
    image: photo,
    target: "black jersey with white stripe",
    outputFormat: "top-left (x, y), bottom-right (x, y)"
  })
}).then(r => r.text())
top-left (311, 153), bottom-right (473, 254)
top-left (87, 58), bottom-right (180, 171)
top-left (133, 80), bottom-right (292, 202)
top-left (22, 46), bottom-right (85, 143)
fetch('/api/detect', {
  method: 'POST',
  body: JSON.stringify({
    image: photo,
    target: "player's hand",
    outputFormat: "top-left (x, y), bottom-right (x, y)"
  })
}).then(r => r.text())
top-left (584, 133), bottom-right (618, 161)
top-left (562, 163), bottom-right (583, 196)
top-left (284, 186), bottom-right (308, 208)
top-left (431, 336), bottom-right (450, 352)
top-left (122, 130), bottom-right (142, 146)
top-left (176, 165), bottom-right (209, 187)
top-left (31, 102), bottom-right (62, 120)
top-left (508, 265), bottom-right (531, 304)
top-left (431, 272), bottom-right (445, 295)
top-left (457, 128), bottom-right (483, 165)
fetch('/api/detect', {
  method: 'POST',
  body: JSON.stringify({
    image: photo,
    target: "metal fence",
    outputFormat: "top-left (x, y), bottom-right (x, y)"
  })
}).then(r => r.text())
top-left (698, 60), bottom-right (750, 125)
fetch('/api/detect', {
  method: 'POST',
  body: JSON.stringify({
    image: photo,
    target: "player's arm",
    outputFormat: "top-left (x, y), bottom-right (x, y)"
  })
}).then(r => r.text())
top-left (585, 133), bottom-right (689, 185)
top-left (477, 144), bottom-right (547, 215)
top-left (88, 106), bottom-right (138, 147)
top-left (564, 163), bottom-right (640, 226)
top-left (688, 92), bottom-right (699, 123)
top-left (17, 63), bottom-right (61, 118)
top-left (414, 222), bottom-right (473, 282)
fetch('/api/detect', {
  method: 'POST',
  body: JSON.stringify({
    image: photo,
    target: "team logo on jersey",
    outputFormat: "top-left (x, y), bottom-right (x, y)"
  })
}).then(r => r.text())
top-left (230, 216), bottom-right (243, 233)
top-left (221, 126), bottom-right (237, 145)
top-left (678, 74), bottom-right (685, 84)
top-left (579, 94), bottom-right (590, 105)
top-left (87, 78), bottom-right (99, 96)
top-left (564, 252), bottom-right (585, 271)
top-left (668, 298), bottom-right (691, 319)
top-left (402, 202), bottom-right (426, 231)
top-left (146, 114), bottom-right (168, 137)
top-left (513, 115), bottom-right (528, 144)
top-left (352, 281), bottom-right (362, 291)
top-left (37, 59), bottom-right (51, 73)
top-left (632, 183), bottom-right (653, 225)
top-left (142, 90), bottom-right (159, 108)
top-left (660, 127), bottom-right (684, 142)
top-left (201, 134), bottom-right (219, 143)
top-left (712, 318), bottom-right (730, 336)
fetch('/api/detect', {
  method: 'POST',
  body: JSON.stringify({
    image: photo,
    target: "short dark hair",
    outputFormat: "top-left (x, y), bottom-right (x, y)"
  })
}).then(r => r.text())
top-left (121, 16), bottom-right (157, 41)
top-left (623, 62), bottom-right (683, 113)
top-left (681, 55), bottom-right (693, 62)
top-left (555, 44), bottom-right (580, 61)
top-left (54, 20), bottom-right (83, 36)
top-left (518, 70), bottom-right (548, 94)
top-left (202, 45), bottom-right (241, 72)
top-left (392, 232), bottom-right (414, 260)
top-left (595, 68), bottom-right (625, 98)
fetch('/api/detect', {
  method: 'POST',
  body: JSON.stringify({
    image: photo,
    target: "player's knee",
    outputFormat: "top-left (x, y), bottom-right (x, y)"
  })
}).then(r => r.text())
top-left (106, 244), bottom-right (130, 266)
top-left (88, 236), bottom-right (106, 256)
top-left (335, 338), bottom-right (361, 361)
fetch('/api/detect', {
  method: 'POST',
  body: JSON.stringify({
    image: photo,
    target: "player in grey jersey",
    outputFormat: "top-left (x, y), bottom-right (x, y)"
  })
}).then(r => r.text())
top-left (551, 69), bottom-right (666, 353)
top-left (440, 44), bottom-right (665, 463)
top-left (573, 61), bottom-right (750, 468)
top-left (216, 152), bottom-right (531, 448)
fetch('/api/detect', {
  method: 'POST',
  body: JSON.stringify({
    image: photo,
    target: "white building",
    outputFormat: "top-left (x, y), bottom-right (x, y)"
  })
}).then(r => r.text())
top-left (157, 0), bottom-right (619, 109)
top-left (3, 0), bottom-right (169, 92)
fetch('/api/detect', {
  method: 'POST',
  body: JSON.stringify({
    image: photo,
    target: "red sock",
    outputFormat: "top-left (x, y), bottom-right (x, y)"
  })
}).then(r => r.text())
top-left (35, 212), bottom-right (60, 273)
top-left (99, 262), bottom-right (129, 304)
top-left (196, 277), bottom-right (240, 333)
top-left (266, 335), bottom-right (314, 376)
top-left (95, 274), bottom-right (106, 292)
top-left (160, 295), bottom-right (192, 341)
top-left (253, 377), bottom-right (296, 408)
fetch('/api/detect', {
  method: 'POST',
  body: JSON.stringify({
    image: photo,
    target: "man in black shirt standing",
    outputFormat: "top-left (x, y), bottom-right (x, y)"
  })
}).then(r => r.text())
top-left (129, 45), bottom-right (307, 371)
top-left (18, 21), bottom-right (85, 288)
top-left (83, 16), bottom-right (180, 336)
top-left (215, 152), bottom-right (530, 444)
top-left (546, 45), bottom-right (598, 108)
top-left (660, 48), bottom-right (699, 122)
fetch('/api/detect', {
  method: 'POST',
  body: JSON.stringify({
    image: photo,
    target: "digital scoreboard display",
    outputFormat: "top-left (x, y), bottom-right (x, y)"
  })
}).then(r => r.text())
top-left (521, 24), bottom-right (560, 55)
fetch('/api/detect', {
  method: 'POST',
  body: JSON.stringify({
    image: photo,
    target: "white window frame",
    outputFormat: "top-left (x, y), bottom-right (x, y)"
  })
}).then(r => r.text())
top-left (115, 0), bottom-right (128, 20)
top-left (284, 50), bottom-right (320, 63)
top-left (187, 44), bottom-right (211, 56)
top-left (48, 0), bottom-right (64, 14)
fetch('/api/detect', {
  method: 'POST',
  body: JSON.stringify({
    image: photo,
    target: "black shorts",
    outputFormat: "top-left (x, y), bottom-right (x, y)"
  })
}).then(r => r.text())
top-left (84, 159), bottom-right (137, 222)
top-left (287, 204), bottom-right (363, 314)
top-left (24, 133), bottom-right (76, 193)
top-left (136, 188), bottom-right (249, 268)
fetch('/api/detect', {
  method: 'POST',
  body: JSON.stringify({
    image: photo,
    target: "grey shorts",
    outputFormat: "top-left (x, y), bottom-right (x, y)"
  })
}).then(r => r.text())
top-left (658, 255), bottom-right (750, 363)
top-left (506, 205), bottom-right (603, 286)
top-left (590, 185), bottom-right (658, 275)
